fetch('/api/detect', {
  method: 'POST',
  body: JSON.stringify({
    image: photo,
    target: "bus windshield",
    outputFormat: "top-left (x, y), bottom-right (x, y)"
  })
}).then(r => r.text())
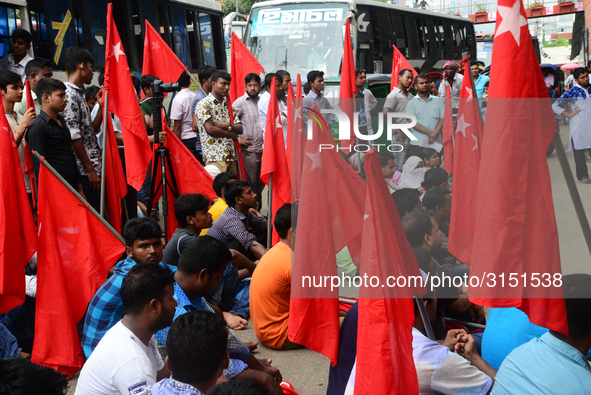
top-left (245, 3), bottom-right (349, 79)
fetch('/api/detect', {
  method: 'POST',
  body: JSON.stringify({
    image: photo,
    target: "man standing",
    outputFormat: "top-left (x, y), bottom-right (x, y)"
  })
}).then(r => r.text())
top-left (139, 74), bottom-right (167, 144)
top-left (406, 75), bottom-right (444, 150)
top-left (303, 70), bottom-right (335, 126)
top-left (75, 264), bottom-right (176, 395)
top-left (196, 71), bottom-right (243, 173)
top-left (61, 47), bottom-right (102, 211)
top-left (258, 73), bottom-right (287, 142)
top-left (170, 72), bottom-right (199, 160)
top-left (355, 70), bottom-right (378, 138)
top-left (552, 67), bottom-right (591, 183)
top-left (15, 58), bottom-right (53, 116)
top-left (82, 217), bottom-right (175, 358)
top-left (470, 61), bottom-right (489, 99)
top-left (384, 69), bottom-right (415, 168)
top-left (438, 61), bottom-right (463, 110)
top-left (233, 73), bottom-right (264, 208)
top-left (191, 65), bottom-right (217, 161)
top-left (0, 29), bottom-right (33, 80)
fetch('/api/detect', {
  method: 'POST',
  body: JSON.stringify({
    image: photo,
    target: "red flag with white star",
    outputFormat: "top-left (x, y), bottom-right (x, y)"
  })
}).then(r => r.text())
top-left (142, 20), bottom-right (187, 95)
top-left (447, 59), bottom-right (483, 266)
top-left (287, 75), bottom-right (305, 201)
top-left (260, 77), bottom-right (291, 245)
top-left (389, 46), bottom-right (418, 92)
top-left (467, 0), bottom-right (567, 334)
top-left (338, 21), bottom-right (356, 152)
top-left (104, 3), bottom-right (152, 191)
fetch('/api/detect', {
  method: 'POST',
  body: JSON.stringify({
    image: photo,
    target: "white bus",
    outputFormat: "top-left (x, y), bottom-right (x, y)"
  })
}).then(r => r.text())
top-left (243, 0), bottom-right (476, 88)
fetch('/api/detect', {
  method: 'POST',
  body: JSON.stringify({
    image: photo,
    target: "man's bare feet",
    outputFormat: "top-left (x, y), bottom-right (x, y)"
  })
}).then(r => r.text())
top-left (258, 358), bottom-right (272, 366)
top-left (245, 341), bottom-right (258, 351)
top-left (223, 311), bottom-right (248, 330)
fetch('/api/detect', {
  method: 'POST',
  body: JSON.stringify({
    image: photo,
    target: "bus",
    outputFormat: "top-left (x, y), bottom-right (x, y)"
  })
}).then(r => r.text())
top-left (243, 0), bottom-right (476, 96)
top-left (0, 0), bottom-right (226, 74)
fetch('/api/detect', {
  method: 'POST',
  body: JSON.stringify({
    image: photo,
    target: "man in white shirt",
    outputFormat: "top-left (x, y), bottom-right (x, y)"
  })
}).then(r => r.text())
top-left (438, 61), bottom-right (463, 110)
top-left (170, 72), bottom-right (199, 160)
top-left (75, 264), bottom-right (177, 395)
top-left (0, 29), bottom-right (33, 81)
top-left (258, 73), bottom-right (287, 144)
top-left (15, 58), bottom-right (53, 117)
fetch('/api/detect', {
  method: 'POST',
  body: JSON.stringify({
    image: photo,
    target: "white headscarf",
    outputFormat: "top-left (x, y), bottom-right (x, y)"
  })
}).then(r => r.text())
top-left (399, 156), bottom-right (424, 189)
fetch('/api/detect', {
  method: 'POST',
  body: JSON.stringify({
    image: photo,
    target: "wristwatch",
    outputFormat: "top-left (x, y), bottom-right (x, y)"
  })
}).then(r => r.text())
top-left (228, 124), bottom-right (233, 132)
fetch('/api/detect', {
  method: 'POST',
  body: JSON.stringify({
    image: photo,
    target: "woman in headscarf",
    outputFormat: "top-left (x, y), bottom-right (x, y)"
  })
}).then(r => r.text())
top-left (399, 156), bottom-right (425, 190)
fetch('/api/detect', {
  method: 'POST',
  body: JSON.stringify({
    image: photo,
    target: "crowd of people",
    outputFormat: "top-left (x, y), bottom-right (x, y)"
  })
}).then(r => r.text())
top-left (1, 23), bottom-right (591, 395)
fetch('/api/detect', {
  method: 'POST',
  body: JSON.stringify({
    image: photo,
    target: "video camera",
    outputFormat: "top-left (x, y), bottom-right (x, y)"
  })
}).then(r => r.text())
top-left (151, 80), bottom-right (181, 145)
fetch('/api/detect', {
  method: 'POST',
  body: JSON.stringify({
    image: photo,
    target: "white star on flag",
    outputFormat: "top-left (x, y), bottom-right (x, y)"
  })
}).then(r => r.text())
top-left (111, 42), bottom-right (125, 62)
top-left (456, 114), bottom-right (471, 137)
top-left (306, 151), bottom-right (323, 171)
top-left (465, 87), bottom-right (473, 102)
top-left (275, 116), bottom-right (282, 131)
top-left (364, 214), bottom-right (370, 220)
top-left (472, 134), bottom-right (479, 151)
top-left (496, 0), bottom-right (527, 46)
top-left (151, 40), bottom-right (160, 51)
top-left (173, 153), bottom-right (181, 164)
top-left (294, 107), bottom-right (302, 122)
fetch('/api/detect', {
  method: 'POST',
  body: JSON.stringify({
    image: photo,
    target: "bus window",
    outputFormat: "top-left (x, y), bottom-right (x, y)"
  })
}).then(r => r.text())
top-left (0, 6), bottom-right (16, 56)
top-left (85, 0), bottom-right (107, 68)
top-left (440, 20), bottom-right (455, 59)
top-left (451, 22), bottom-right (464, 59)
top-left (198, 13), bottom-right (216, 66)
top-left (403, 15), bottom-right (420, 59)
top-left (209, 14), bottom-right (225, 69)
top-left (369, 9), bottom-right (393, 74)
top-left (389, 12), bottom-right (408, 58)
top-left (186, 10), bottom-right (201, 69)
top-left (415, 17), bottom-right (426, 59)
top-left (29, 8), bottom-right (51, 62)
top-left (422, 17), bottom-right (438, 64)
top-left (170, 6), bottom-right (191, 68)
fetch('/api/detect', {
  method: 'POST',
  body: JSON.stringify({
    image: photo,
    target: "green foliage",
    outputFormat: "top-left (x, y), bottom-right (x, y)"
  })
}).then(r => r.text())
top-left (221, 0), bottom-right (261, 16)
top-left (542, 35), bottom-right (570, 47)
top-left (474, 2), bottom-right (486, 13)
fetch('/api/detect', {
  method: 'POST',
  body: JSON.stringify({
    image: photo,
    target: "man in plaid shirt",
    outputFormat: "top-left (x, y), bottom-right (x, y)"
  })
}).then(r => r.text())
top-left (82, 217), bottom-right (174, 358)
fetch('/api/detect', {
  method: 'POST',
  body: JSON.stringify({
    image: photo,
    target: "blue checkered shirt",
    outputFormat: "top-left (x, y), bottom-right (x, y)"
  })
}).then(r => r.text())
top-left (82, 257), bottom-right (177, 358)
top-left (155, 282), bottom-right (250, 379)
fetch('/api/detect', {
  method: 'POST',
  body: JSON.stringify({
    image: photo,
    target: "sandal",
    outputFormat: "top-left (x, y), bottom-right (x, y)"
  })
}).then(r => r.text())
top-left (579, 177), bottom-right (591, 184)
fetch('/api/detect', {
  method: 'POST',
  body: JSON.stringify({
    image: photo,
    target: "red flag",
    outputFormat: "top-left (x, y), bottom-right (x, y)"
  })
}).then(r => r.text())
top-left (104, 3), bottom-right (152, 191)
top-left (338, 21), bottom-right (356, 152)
top-left (390, 45), bottom-right (418, 92)
top-left (468, 0), bottom-right (567, 334)
top-left (0, 101), bottom-right (37, 314)
top-left (442, 86), bottom-right (454, 174)
top-left (104, 113), bottom-right (127, 233)
top-left (151, 118), bottom-right (217, 241)
top-left (289, 105), bottom-right (366, 365)
top-left (142, 20), bottom-right (187, 95)
top-left (31, 165), bottom-right (125, 376)
top-left (24, 80), bottom-right (36, 206)
top-left (229, 32), bottom-right (264, 104)
top-left (447, 60), bottom-right (483, 265)
top-left (288, 75), bottom-right (306, 201)
top-left (260, 77), bottom-right (291, 246)
top-left (354, 149), bottom-right (422, 394)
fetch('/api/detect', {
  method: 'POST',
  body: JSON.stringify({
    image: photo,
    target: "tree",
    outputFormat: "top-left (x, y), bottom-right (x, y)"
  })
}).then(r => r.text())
top-left (221, 0), bottom-right (261, 16)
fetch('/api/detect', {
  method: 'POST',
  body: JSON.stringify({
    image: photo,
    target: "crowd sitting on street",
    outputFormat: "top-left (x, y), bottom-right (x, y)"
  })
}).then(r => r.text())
top-left (2, 22), bottom-right (591, 395)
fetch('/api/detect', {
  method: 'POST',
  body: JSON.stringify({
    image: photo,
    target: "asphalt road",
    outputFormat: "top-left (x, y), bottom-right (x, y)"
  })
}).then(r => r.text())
top-left (65, 120), bottom-right (591, 394)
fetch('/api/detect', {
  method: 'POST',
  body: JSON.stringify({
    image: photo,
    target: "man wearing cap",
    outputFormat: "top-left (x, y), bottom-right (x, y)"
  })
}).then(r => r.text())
top-left (438, 61), bottom-right (463, 111)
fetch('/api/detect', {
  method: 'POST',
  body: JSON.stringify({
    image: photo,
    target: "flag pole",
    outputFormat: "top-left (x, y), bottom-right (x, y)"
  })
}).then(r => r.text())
top-left (414, 296), bottom-right (436, 340)
top-left (267, 173), bottom-right (273, 249)
top-left (32, 150), bottom-right (125, 245)
top-left (551, 132), bottom-right (591, 256)
top-left (99, 91), bottom-right (109, 217)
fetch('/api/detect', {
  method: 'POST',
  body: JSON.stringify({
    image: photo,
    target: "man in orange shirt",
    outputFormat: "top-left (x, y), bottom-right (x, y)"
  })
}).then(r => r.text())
top-left (249, 203), bottom-right (300, 349)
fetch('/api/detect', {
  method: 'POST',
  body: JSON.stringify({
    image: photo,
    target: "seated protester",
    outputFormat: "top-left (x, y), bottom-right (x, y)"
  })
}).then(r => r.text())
top-left (0, 321), bottom-right (24, 359)
top-left (378, 152), bottom-right (402, 193)
top-left (422, 167), bottom-right (450, 192)
top-left (155, 237), bottom-right (283, 392)
top-left (250, 204), bottom-right (300, 350)
top-left (420, 147), bottom-right (441, 175)
top-left (151, 311), bottom-right (229, 395)
top-left (75, 264), bottom-right (176, 395)
top-left (482, 307), bottom-right (548, 371)
top-left (492, 274), bottom-right (591, 395)
top-left (206, 378), bottom-right (272, 395)
top-left (208, 180), bottom-right (267, 260)
top-left (0, 357), bottom-right (68, 395)
top-left (402, 211), bottom-right (483, 341)
top-left (399, 156), bottom-right (424, 190)
top-left (392, 188), bottom-right (423, 219)
top-left (411, 277), bottom-right (495, 395)
top-left (82, 217), bottom-right (175, 358)
top-left (201, 172), bottom-right (238, 236)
